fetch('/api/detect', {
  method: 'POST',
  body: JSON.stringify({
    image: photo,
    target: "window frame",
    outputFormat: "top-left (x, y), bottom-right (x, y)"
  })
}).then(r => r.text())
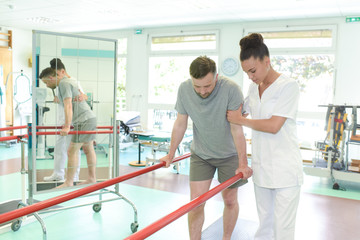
top-left (149, 30), bottom-right (220, 56)
top-left (147, 30), bottom-right (220, 111)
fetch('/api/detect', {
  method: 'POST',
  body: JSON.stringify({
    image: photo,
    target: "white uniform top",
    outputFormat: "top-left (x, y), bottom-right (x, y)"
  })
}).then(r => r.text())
top-left (244, 74), bottom-right (303, 188)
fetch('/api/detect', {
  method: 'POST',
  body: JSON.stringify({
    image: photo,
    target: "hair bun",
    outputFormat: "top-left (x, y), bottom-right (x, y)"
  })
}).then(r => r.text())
top-left (240, 33), bottom-right (264, 50)
top-left (50, 58), bottom-right (63, 68)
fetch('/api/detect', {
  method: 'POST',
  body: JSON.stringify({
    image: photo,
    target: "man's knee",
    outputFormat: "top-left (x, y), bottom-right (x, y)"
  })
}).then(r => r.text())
top-left (82, 141), bottom-right (94, 154)
top-left (67, 147), bottom-right (77, 156)
top-left (222, 189), bottom-right (238, 207)
top-left (190, 203), bottom-right (206, 215)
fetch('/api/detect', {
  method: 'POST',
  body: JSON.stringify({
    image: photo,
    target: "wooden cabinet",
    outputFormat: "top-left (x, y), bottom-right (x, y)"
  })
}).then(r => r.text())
top-left (0, 31), bottom-right (13, 132)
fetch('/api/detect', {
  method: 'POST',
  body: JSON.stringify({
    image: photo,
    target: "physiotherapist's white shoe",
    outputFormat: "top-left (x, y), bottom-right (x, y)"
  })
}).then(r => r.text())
top-left (43, 173), bottom-right (64, 181)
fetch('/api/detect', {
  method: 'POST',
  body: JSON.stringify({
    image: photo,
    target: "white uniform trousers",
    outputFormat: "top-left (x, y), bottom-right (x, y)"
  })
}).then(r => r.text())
top-left (54, 134), bottom-right (81, 180)
top-left (254, 184), bottom-right (301, 240)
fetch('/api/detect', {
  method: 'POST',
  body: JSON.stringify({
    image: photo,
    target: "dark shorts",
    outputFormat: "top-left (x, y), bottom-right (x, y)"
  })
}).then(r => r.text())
top-left (189, 151), bottom-right (248, 188)
top-left (72, 118), bottom-right (97, 143)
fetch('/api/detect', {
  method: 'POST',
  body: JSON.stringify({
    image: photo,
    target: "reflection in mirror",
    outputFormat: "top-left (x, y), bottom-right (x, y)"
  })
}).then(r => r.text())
top-left (32, 31), bottom-right (116, 194)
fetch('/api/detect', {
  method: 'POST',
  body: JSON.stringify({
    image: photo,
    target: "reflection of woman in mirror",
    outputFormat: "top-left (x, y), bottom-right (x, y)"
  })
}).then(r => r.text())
top-left (40, 67), bottom-right (97, 188)
top-left (43, 58), bottom-right (88, 183)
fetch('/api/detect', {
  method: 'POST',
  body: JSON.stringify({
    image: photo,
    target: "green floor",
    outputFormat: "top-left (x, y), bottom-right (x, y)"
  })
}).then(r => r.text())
top-left (0, 179), bottom-right (218, 240)
top-left (1, 142), bottom-right (360, 240)
top-left (0, 143), bottom-right (203, 240)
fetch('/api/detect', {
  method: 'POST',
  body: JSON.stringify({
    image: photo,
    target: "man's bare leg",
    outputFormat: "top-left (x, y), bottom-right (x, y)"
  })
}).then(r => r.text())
top-left (56, 142), bottom-right (82, 188)
top-left (79, 140), bottom-right (97, 185)
top-left (188, 179), bottom-right (212, 240)
top-left (222, 187), bottom-right (239, 240)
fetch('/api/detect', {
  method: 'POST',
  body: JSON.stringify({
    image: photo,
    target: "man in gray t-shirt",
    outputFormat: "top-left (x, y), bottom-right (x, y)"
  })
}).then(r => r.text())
top-left (160, 56), bottom-right (253, 239)
top-left (40, 67), bottom-right (97, 189)
top-left (58, 78), bottom-right (96, 124)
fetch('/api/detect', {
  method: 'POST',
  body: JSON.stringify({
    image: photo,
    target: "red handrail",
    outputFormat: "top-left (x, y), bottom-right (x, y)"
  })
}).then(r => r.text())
top-left (0, 125), bottom-right (27, 131)
top-left (96, 126), bottom-right (115, 129)
top-left (123, 172), bottom-right (244, 240)
top-left (0, 135), bottom-right (28, 142)
top-left (0, 153), bottom-right (191, 225)
top-left (35, 126), bottom-right (66, 130)
top-left (35, 130), bottom-right (114, 136)
top-left (35, 126), bottom-right (115, 130)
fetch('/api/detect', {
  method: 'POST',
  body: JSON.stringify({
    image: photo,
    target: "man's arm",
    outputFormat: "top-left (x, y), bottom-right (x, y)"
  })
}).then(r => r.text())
top-left (160, 113), bottom-right (188, 167)
top-left (60, 97), bottom-right (73, 136)
top-left (230, 123), bottom-right (253, 179)
top-left (52, 89), bottom-right (60, 104)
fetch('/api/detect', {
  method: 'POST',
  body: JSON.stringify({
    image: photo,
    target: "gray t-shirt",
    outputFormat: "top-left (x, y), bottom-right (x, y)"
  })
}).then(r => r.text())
top-left (58, 77), bottom-right (95, 124)
top-left (175, 76), bottom-right (244, 159)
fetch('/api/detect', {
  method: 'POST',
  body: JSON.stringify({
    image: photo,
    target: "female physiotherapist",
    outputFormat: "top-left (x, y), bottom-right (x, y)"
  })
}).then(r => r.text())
top-left (227, 33), bottom-right (303, 240)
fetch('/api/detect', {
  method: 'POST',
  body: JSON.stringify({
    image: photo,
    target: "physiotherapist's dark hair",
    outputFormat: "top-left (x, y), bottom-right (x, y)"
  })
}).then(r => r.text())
top-left (50, 58), bottom-right (66, 70)
top-left (239, 33), bottom-right (269, 61)
top-left (190, 56), bottom-right (217, 79)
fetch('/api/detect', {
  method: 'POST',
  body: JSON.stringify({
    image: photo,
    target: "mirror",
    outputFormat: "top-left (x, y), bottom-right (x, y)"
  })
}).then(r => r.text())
top-left (30, 31), bottom-right (117, 195)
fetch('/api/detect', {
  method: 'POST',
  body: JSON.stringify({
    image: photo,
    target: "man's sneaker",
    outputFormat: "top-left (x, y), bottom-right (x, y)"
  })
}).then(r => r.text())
top-left (43, 173), bottom-right (64, 181)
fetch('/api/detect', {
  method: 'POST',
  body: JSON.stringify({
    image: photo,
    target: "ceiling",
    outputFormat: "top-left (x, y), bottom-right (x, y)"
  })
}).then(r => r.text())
top-left (0, 0), bottom-right (360, 33)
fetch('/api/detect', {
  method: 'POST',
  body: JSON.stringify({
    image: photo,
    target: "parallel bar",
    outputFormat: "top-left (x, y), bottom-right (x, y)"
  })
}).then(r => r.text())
top-left (124, 172), bottom-right (244, 240)
top-left (0, 135), bottom-right (19, 142)
top-left (35, 126), bottom-right (65, 130)
top-left (0, 125), bottom-right (27, 131)
top-left (35, 126), bottom-right (115, 130)
top-left (0, 135), bottom-right (28, 142)
top-left (0, 153), bottom-right (191, 225)
top-left (96, 126), bottom-right (114, 129)
top-left (35, 130), bottom-right (114, 136)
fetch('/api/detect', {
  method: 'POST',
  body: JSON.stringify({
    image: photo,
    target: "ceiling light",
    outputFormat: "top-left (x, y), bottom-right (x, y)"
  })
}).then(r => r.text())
top-left (26, 17), bottom-right (60, 24)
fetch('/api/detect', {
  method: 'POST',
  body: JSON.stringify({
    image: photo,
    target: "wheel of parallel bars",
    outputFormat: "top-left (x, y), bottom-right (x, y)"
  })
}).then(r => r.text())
top-left (11, 219), bottom-right (22, 232)
top-left (92, 203), bottom-right (102, 212)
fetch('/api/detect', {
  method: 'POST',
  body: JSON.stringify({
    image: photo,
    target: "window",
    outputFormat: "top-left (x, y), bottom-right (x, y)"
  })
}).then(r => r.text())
top-left (148, 32), bottom-right (219, 130)
top-left (271, 54), bottom-right (335, 112)
top-left (243, 26), bottom-right (336, 147)
top-left (148, 55), bottom-right (218, 104)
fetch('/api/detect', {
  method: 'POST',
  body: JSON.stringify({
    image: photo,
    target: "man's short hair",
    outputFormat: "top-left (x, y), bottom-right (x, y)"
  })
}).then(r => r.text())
top-left (189, 56), bottom-right (217, 79)
top-left (39, 67), bottom-right (56, 79)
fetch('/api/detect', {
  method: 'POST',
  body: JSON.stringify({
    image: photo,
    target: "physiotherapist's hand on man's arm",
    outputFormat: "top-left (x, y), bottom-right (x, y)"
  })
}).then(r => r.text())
top-left (74, 91), bottom-right (88, 102)
top-left (227, 104), bottom-right (248, 125)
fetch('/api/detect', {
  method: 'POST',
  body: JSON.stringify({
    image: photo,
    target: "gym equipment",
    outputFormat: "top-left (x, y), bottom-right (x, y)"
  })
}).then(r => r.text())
top-left (304, 104), bottom-right (360, 190)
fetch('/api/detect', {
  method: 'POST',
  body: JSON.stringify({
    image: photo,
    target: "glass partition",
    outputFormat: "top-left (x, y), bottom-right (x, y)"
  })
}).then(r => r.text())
top-left (30, 31), bottom-right (117, 196)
